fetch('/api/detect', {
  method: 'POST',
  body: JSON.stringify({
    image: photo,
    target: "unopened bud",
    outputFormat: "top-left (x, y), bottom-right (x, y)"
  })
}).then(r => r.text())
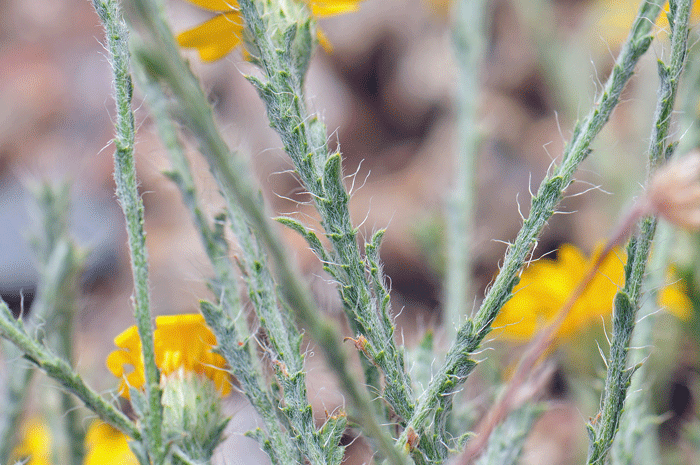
top-left (160, 368), bottom-right (228, 461)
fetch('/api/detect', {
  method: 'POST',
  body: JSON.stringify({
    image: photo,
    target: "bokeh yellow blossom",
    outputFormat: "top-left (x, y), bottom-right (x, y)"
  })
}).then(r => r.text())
top-left (177, 0), bottom-right (365, 61)
top-left (84, 421), bottom-right (138, 465)
top-left (421, 0), bottom-right (451, 19)
top-left (493, 243), bottom-right (692, 342)
top-left (11, 418), bottom-right (51, 465)
top-left (595, 0), bottom-right (700, 48)
top-left (106, 313), bottom-right (231, 398)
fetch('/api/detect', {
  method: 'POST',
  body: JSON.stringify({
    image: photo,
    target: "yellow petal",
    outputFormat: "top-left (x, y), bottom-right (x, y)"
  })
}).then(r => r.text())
top-left (316, 28), bottom-right (333, 53)
top-left (493, 243), bottom-right (626, 341)
top-left (309, 0), bottom-right (363, 17)
top-left (84, 421), bottom-right (138, 465)
top-left (106, 314), bottom-right (231, 397)
top-left (105, 349), bottom-right (134, 378)
top-left (176, 12), bottom-right (244, 62)
top-left (11, 418), bottom-right (51, 465)
top-left (182, 0), bottom-right (239, 12)
top-left (113, 324), bottom-right (140, 350)
top-left (659, 270), bottom-right (693, 321)
top-left (493, 240), bottom-right (694, 345)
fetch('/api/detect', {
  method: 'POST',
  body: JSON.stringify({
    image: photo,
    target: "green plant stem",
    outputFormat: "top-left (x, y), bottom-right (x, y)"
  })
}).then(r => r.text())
top-left (91, 0), bottom-right (164, 461)
top-left (676, 48), bottom-right (700, 154)
top-left (587, 1), bottom-right (690, 463)
top-left (237, 0), bottom-right (414, 425)
top-left (586, 223), bottom-right (655, 465)
top-left (124, 1), bottom-right (404, 463)
top-left (611, 223), bottom-right (673, 465)
top-left (0, 343), bottom-right (35, 463)
top-left (444, 0), bottom-right (487, 341)
top-left (132, 63), bottom-right (299, 464)
top-left (0, 301), bottom-right (139, 440)
top-left (130, 73), bottom-right (296, 460)
top-left (201, 300), bottom-right (303, 465)
top-left (136, 59), bottom-right (330, 463)
top-left (398, 0), bottom-right (664, 455)
top-left (0, 183), bottom-right (84, 464)
top-left (226, 195), bottom-right (345, 465)
top-left (131, 66), bottom-right (251, 345)
top-left (30, 184), bottom-right (84, 465)
top-left (648, 2), bottom-right (690, 168)
top-left (46, 243), bottom-right (83, 465)
top-left (474, 404), bottom-right (543, 465)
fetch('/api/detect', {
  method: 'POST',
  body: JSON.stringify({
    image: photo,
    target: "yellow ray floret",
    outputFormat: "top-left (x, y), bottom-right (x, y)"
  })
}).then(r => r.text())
top-left (11, 418), bottom-right (51, 465)
top-left (176, 0), bottom-right (364, 61)
top-left (177, 12), bottom-right (245, 62)
top-left (84, 421), bottom-right (138, 465)
top-left (595, 0), bottom-right (700, 48)
top-left (106, 313), bottom-right (231, 398)
top-left (183, 0), bottom-right (239, 11)
top-left (493, 243), bottom-right (692, 342)
top-left (309, 0), bottom-right (363, 16)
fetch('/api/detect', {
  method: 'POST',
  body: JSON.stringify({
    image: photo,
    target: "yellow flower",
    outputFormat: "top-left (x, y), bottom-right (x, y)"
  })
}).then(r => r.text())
top-left (595, 0), bottom-right (700, 48)
top-left (83, 421), bottom-right (138, 465)
top-left (106, 313), bottom-right (231, 398)
top-left (493, 243), bottom-right (692, 342)
top-left (11, 418), bottom-right (51, 465)
top-left (176, 0), bottom-right (364, 61)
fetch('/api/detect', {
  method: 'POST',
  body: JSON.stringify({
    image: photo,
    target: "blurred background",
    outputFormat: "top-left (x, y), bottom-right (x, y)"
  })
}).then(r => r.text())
top-left (2, 0), bottom-right (700, 463)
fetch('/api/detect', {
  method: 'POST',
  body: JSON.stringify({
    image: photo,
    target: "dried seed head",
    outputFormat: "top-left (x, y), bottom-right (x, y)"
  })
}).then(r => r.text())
top-left (646, 150), bottom-right (700, 230)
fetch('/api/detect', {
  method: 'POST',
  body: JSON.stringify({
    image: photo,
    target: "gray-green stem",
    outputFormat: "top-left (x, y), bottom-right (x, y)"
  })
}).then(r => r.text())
top-left (0, 183), bottom-right (84, 463)
top-left (138, 64), bottom-right (338, 462)
top-left (610, 222), bottom-right (673, 465)
top-left (587, 1), bottom-right (691, 463)
top-left (0, 301), bottom-right (139, 440)
top-left (0, 183), bottom-right (86, 464)
top-left (124, 0), bottom-right (405, 463)
top-left (398, 0), bottom-right (665, 456)
top-left (132, 58), bottom-right (300, 463)
top-left (30, 184), bottom-right (84, 465)
top-left (237, 0), bottom-right (414, 425)
top-left (444, 0), bottom-right (487, 341)
top-left (91, 0), bottom-right (164, 461)
top-left (226, 194), bottom-right (345, 465)
top-left (0, 343), bottom-right (35, 463)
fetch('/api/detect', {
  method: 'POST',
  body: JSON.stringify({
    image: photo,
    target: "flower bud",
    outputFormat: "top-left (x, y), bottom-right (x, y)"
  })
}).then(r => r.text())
top-left (160, 368), bottom-right (229, 461)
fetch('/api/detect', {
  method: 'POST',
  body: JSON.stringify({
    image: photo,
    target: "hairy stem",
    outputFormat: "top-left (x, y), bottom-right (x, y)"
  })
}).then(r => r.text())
top-left (237, 0), bottom-right (414, 425)
top-left (125, 0), bottom-right (405, 462)
top-left (400, 0), bottom-right (664, 455)
top-left (0, 301), bottom-right (139, 440)
top-left (91, 0), bottom-right (164, 461)
top-left (132, 50), bottom-right (300, 463)
top-left (587, 1), bottom-right (691, 463)
top-left (444, 0), bottom-right (488, 340)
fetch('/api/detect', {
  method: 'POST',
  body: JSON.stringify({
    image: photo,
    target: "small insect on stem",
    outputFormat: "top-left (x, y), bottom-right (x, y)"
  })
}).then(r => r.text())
top-left (272, 359), bottom-right (289, 377)
top-left (405, 427), bottom-right (420, 452)
top-left (343, 334), bottom-right (377, 366)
